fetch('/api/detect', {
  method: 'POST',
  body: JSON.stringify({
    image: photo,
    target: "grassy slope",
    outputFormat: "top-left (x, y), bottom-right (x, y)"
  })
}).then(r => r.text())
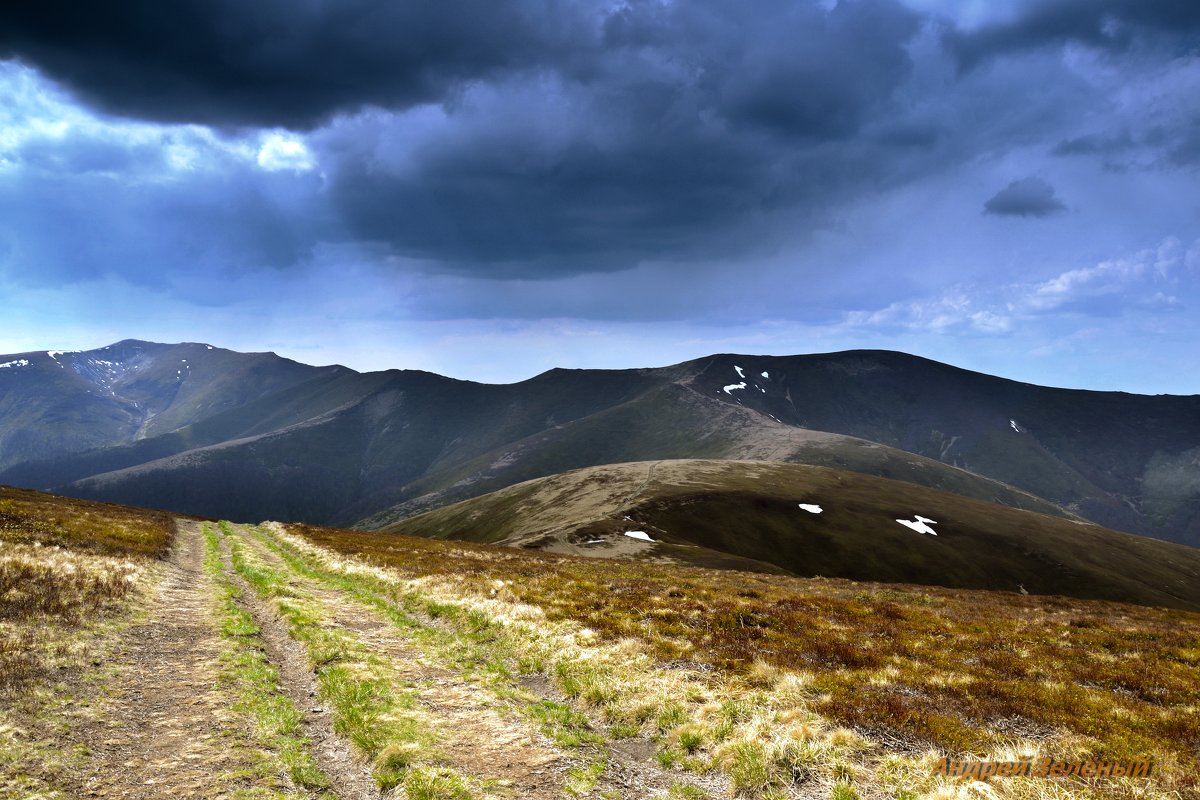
top-left (289, 519), bottom-right (1200, 795)
top-left (384, 460), bottom-right (1200, 611)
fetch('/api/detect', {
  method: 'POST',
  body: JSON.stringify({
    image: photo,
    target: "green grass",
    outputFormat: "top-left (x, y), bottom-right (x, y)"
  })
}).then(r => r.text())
top-left (564, 757), bottom-right (608, 796)
top-left (403, 766), bottom-right (476, 800)
top-left (220, 523), bottom-right (438, 791)
top-left (202, 524), bottom-right (333, 795)
top-left (830, 780), bottom-right (859, 800)
top-left (242, 524), bottom-right (613, 751)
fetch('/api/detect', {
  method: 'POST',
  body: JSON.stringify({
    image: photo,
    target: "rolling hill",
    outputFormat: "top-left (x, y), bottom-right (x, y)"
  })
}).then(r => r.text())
top-left (2, 341), bottom-right (1198, 547)
top-left (381, 459), bottom-right (1200, 611)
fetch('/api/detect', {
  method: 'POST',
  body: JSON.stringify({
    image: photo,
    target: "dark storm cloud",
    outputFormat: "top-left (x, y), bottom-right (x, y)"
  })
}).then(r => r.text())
top-left (599, 0), bottom-right (921, 140)
top-left (0, 0), bottom-right (591, 129)
top-left (321, 0), bottom-right (925, 273)
top-left (0, 0), bottom-right (938, 275)
top-left (946, 0), bottom-right (1200, 68)
top-left (328, 128), bottom-right (779, 274)
top-left (5, 0), bottom-right (1190, 291)
top-left (983, 177), bottom-right (1067, 218)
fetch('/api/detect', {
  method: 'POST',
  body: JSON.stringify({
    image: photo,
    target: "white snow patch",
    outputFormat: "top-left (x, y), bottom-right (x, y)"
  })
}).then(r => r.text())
top-left (761, 371), bottom-right (769, 378)
top-left (723, 382), bottom-right (747, 394)
top-left (798, 503), bottom-right (823, 514)
top-left (1010, 419), bottom-right (1021, 433)
top-left (624, 531), bottom-right (655, 542)
top-left (896, 516), bottom-right (938, 536)
top-left (734, 365), bottom-right (745, 378)
top-left (0, 359), bottom-right (31, 369)
top-left (582, 539), bottom-right (605, 545)
top-left (206, 345), bottom-right (213, 350)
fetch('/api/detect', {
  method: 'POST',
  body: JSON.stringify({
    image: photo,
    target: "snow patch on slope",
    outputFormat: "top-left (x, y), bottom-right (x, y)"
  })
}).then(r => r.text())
top-left (896, 515), bottom-right (938, 536)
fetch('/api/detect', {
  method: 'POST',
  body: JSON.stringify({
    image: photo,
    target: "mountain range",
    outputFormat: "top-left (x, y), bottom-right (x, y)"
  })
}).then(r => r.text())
top-left (1, 339), bottom-right (1198, 548)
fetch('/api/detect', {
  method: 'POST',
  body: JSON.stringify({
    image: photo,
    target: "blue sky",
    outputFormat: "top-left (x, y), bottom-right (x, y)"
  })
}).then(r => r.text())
top-left (1, 0), bottom-right (1198, 392)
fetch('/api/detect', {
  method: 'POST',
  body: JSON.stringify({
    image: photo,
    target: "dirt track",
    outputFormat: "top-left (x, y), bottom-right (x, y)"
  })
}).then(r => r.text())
top-left (16, 518), bottom-right (709, 799)
top-left (50, 521), bottom-right (263, 798)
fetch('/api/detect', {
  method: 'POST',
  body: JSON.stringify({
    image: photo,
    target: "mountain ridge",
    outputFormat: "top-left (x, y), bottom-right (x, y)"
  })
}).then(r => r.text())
top-left (2, 339), bottom-right (1198, 546)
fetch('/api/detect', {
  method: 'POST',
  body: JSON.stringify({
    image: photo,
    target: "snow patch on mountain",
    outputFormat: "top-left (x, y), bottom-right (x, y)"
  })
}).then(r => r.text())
top-left (0, 359), bottom-right (30, 369)
top-left (896, 515), bottom-right (938, 535)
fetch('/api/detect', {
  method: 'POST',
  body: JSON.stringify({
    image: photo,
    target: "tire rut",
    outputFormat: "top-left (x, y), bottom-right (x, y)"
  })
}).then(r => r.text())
top-left (56, 520), bottom-right (263, 798)
top-left (240, 522), bottom-right (725, 800)
top-left (228, 523), bottom-right (578, 799)
top-left (205, 521), bottom-right (381, 800)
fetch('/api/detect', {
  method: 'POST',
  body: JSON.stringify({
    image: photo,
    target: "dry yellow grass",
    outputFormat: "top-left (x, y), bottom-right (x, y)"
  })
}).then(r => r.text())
top-left (281, 521), bottom-right (1200, 800)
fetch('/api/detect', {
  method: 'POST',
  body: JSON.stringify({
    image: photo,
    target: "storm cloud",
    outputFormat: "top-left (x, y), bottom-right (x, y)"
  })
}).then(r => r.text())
top-left (983, 177), bottom-right (1067, 218)
top-left (944, 0), bottom-right (1200, 68)
top-left (0, 0), bottom-right (593, 129)
top-left (1, 0), bottom-right (1198, 391)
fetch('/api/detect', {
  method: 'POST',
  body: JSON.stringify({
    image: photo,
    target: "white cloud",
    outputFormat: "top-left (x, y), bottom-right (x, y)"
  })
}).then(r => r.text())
top-left (0, 64), bottom-right (296, 180)
top-left (847, 236), bottom-right (1199, 336)
top-left (257, 133), bottom-right (316, 172)
top-left (1024, 237), bottom-right (1190, 313)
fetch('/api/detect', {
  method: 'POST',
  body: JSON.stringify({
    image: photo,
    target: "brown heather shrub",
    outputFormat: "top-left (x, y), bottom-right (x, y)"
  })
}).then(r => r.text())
top-left (0, 550), bottom-right (141, 621)
top-left (0, 625), bottom-right (41, 690)
top-left (0, 488), bottom-right (175, 559)
top-left (0, 488), bottom-right (168, 696)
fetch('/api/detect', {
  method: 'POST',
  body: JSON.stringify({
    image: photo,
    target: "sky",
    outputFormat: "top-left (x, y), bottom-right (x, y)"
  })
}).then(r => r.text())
top-left (1, 1), bottom-right (1198, 393)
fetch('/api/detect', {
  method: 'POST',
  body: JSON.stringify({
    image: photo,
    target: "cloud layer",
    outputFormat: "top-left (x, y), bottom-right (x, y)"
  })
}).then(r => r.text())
top-left (0, 0), bottom-right (1198, 391)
